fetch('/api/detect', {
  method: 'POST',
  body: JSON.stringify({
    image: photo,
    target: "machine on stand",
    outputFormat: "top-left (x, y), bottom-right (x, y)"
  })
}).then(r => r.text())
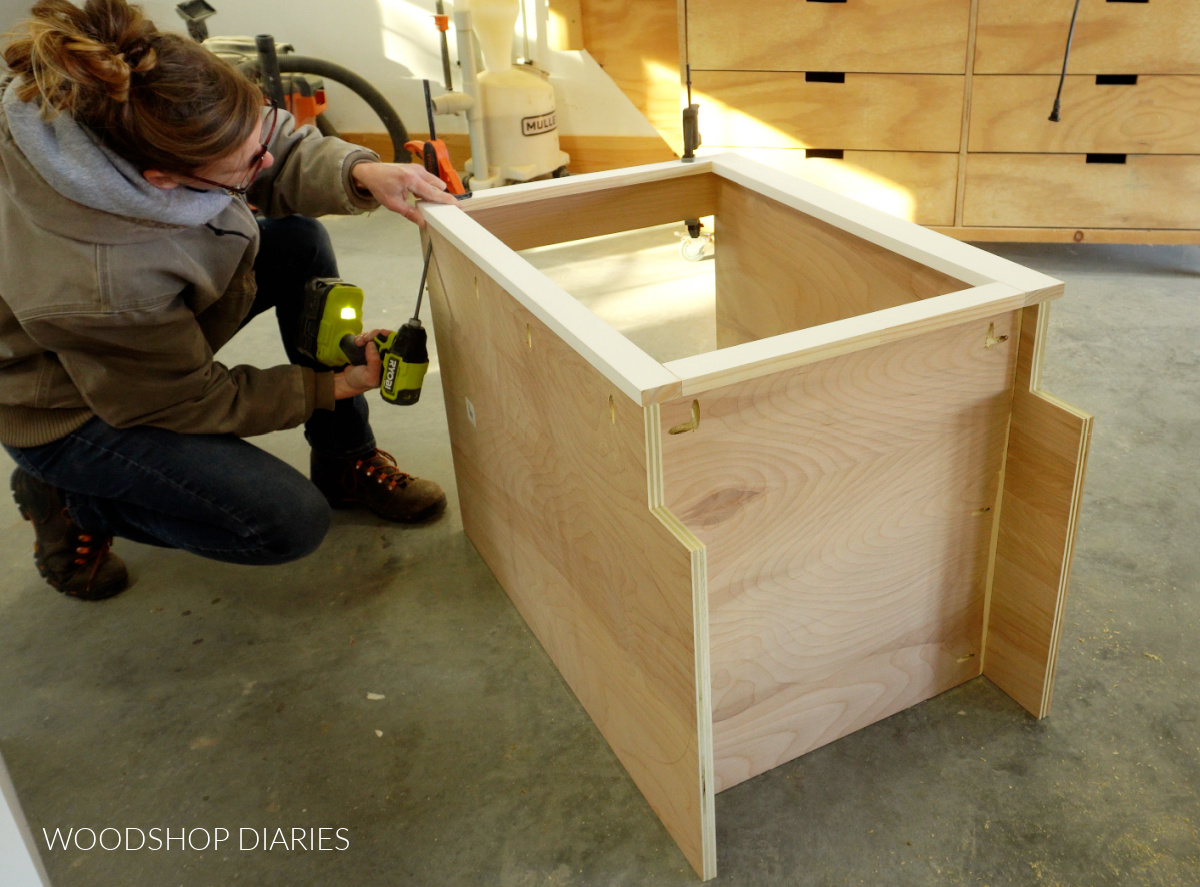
top-left (427, 0), bottom-right (569, 190)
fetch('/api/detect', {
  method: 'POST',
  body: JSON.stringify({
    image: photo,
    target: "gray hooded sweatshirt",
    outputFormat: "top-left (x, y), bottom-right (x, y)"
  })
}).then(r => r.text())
top-left (0, 76), bottom-right (380, 447)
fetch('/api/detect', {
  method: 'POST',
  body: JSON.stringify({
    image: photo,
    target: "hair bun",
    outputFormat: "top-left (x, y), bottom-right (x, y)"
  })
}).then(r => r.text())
top-left (117, 38), bottom-right (156, 74)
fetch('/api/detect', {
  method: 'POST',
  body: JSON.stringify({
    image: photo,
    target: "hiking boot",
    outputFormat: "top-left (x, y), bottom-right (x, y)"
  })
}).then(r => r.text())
top-left (310, 448), bottom-right (447, 523)
top-left (10, 468), bottom-right (128, 601)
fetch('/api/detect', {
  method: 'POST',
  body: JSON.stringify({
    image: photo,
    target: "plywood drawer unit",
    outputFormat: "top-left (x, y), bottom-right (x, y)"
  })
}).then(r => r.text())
top-left (975, 0), bottom-right (1200, 74)
top-left (970, 75), bottom-right (1200, 154)
top-left (658, 0), bottom-right (1200, 240)
top-left (695, 72), bottom-right (965, 152)
top-left (683, 0), bottom-right (967, 229)
top-left (687, 0), bottom-right (971, 73)
top-left (963, 153), bottom-right (1200, 228)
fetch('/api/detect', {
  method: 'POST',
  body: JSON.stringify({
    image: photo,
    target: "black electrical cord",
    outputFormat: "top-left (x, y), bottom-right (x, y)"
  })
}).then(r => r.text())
top-left (1049, 0), bottom-right (1083, 122)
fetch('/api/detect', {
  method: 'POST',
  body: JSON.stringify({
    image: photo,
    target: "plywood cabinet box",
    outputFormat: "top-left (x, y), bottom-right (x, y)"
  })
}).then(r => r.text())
top-left (422, 154), bottom-right (1092, 880)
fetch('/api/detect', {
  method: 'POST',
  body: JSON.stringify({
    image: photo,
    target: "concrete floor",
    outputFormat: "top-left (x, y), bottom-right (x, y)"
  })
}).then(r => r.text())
top-left (1, 208), bottom-right (1197, 887)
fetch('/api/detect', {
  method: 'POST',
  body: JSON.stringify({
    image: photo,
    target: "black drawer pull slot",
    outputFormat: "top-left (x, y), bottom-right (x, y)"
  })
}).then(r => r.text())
top-left (806, 149), bottom-right (844, 160)
top-left (1086, 153), bottom-right (1127, 164)
top-left (1096, 74), bottom-right (1138, 85)
top-left (1107, 0), bottom-right (1149, 4)
top-left (806, 71), bottom-right (845, 83)
top-left (807, 0), bottom-right (848, 3)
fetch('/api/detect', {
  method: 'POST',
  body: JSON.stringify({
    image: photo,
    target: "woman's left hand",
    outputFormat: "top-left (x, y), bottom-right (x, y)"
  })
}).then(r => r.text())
top-left (351, 162), bottom-right (459, 226)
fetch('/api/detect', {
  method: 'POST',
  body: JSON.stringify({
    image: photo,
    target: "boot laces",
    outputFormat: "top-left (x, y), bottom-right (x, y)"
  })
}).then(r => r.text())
top-left (33, 508), bottom-right (114, 593)
top-left (73, 533), bottom-right (114, 590)
top-left (354, 449), bottom-right (412, 492)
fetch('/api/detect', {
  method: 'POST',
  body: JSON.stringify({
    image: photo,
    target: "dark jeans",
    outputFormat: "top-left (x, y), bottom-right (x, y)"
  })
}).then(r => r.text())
top-left (4, 216), bottom-right (375, 565)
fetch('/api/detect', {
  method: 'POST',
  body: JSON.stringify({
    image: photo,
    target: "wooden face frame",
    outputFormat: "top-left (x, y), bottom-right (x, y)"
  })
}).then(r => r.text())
top-left (422, 154), bottom-right (1091, 880)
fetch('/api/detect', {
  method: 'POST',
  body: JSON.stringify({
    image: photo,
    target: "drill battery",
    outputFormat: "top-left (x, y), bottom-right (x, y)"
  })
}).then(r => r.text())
top-left (298, 277), bottom-right (364, 368)
top-left (297, 277), bottom-right (428, 406)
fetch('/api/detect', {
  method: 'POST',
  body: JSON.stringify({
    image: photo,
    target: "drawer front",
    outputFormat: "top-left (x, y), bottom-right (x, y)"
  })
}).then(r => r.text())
top-left (964, 154), bottom-right (1200, 227)
top-left (687, 0), bottom-right (971, 73)
top-left (695, 73), bottom-right (965, 152)
top-left (976, 0), bottom-right (1200, 74)
top-left (970, 76), bottom-right (1200, 154)
top-left (733, 149), bottom-right (960, 227)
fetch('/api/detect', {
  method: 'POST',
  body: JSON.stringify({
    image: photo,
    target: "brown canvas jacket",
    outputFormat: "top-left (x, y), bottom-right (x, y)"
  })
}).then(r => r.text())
top-left (0, 90), bottom-right (381, 447)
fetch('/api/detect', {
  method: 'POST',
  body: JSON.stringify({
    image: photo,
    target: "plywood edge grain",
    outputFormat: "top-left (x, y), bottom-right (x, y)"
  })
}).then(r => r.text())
top-left (646, 403), bottom-right (666, 509)
top-left (1034, 392), bottom-right (1091, 716)
top-left (708, 153), bottom-right (1062, 296)
top-left (665, 282), bottom-right (1026, 395)
top-left (424, 205), bottom-right (681, 405)
top-left (652, 503), bottom-right (716, 880)
top-left (645, 399), bottom-right (716, 879)
top-left (646, 399), bottom-right (716, 878)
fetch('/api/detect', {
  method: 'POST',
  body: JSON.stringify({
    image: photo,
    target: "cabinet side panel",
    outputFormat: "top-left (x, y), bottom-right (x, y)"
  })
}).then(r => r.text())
top-left (985, 305), bottom-right (1092, 718)
top-left (714, 180), bottom-right (969, 347)
top-left (426, 235), bottom-right (714, 877)
top-left (661, 314), bottom-right (1018, 790)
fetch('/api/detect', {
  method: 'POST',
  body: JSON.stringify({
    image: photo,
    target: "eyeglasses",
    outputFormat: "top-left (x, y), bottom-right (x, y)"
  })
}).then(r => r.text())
top-left (187, 98), bottom-right (279, 196)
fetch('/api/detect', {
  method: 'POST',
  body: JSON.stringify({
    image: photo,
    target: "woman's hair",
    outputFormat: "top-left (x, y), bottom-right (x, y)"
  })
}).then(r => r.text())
top-left (2, 0), bottom-right (263, 174)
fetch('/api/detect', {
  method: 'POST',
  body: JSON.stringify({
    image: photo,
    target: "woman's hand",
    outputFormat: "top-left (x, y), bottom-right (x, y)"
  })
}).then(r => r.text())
top-left (332, 329), bottom-right (388, 400)
top-left (350, 162), bottom-right (459, 226)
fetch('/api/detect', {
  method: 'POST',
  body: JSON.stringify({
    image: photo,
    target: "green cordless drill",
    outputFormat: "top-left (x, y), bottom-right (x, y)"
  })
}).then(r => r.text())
top-left (297, 243), bottom-right (433, 406)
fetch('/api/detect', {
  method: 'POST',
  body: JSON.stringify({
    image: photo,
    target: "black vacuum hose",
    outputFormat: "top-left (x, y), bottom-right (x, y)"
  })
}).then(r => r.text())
top-left (276, 55), bottom-right (411, 163)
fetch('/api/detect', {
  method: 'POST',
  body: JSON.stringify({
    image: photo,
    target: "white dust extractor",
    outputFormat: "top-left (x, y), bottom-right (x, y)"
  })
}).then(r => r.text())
top-left (431, 0), bottom-right (569, 190)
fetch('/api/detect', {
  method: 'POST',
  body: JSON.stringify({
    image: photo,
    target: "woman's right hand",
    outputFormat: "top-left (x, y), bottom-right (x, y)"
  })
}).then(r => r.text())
top-left (332, 330), bottom-right (387, 399)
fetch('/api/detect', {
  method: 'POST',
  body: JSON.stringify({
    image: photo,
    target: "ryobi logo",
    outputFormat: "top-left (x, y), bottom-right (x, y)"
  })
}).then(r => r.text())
top-left (383, 357), bottom-right (398, 391)
top-left (522, 111), bottom-right (557, 136)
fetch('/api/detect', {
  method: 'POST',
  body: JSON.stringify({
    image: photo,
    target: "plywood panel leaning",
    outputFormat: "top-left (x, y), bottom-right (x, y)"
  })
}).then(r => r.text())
top-left (421, 155), bottom-right (1090, 879)
top-left (984, 304), bottom-right (1092, 717)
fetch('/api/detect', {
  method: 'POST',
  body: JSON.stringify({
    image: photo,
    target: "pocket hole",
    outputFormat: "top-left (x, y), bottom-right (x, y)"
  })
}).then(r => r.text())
top-left (668, 400), bottom-right (701, 435)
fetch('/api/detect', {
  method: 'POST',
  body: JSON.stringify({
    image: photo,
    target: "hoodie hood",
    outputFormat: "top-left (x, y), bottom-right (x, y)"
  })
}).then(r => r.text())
top-left (0, 77), bottom-right (232, 243)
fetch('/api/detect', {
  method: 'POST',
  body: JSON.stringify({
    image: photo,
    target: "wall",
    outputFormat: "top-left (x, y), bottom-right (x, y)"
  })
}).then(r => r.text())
top-left (0, 0), bottom-right (658, 140)
top-left (0, 752), bottom-right (51, 887)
